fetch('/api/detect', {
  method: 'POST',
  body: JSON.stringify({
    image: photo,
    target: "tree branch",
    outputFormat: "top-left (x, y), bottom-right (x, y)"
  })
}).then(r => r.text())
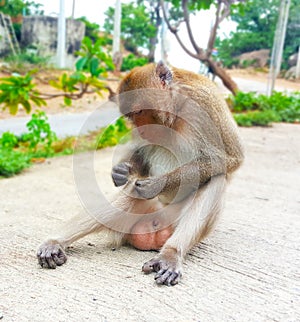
top-left (219, 4), bottom-right (231, 24)
top-left (36, 85), bottom-right (115, 101)
top-left (160, 0), bottom-right (200, 60)
top-left (206, 0), bottom-right (222, 56)
top-left (160, 0), bottom-right (177, 33)
top-left (182, 0), bottom-right (201, 55)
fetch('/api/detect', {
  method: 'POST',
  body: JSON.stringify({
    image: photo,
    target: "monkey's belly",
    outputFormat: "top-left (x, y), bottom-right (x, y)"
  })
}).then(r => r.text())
top-left (127, 219), bottom-right (173, 251)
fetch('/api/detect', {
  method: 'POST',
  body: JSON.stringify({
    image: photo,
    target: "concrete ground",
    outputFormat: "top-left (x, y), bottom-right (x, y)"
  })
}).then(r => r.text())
top-left (0, 123), bottom-right (300, 322)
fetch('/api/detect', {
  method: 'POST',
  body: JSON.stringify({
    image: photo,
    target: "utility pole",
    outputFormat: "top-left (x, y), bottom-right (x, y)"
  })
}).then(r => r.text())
top-left (160, 1), bottom-right (169, 64)
top-left (112, 0), bottom-right (122, 73)
top-left (267, 0), bottom-right (291, 96)
top-left (295, 46), bottom-right (300, 79)
top-left (72, 0), bottom-right (76, 19)
top-left (57, 0), bottom-right (66, 68)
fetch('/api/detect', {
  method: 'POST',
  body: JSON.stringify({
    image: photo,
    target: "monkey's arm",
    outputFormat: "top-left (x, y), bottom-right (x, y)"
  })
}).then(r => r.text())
top-left (135, 152), bottom-right (242, 200)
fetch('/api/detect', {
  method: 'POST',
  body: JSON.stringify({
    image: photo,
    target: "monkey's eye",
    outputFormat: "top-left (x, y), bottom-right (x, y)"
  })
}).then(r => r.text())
top-left (134, 110), bottom-right (143, 115)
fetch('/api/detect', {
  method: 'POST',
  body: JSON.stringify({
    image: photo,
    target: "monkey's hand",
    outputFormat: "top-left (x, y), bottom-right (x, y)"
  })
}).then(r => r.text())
top-left (135, 176), bottom-right (167, 199)
top-left (111, 162), bottom-right (132, 187)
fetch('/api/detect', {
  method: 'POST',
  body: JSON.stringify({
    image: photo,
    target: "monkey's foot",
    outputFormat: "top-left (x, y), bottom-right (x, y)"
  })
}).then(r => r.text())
top-left (142, 255), bottom-right (182, 286)
top-left (37, 241), bottom-right (67, 269)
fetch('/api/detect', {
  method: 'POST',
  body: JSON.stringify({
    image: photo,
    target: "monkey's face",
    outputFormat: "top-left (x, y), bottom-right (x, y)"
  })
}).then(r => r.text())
top-left (118, 62), bottom-right (177, 142)
top-left (128, 109), bottom-right (167, 142)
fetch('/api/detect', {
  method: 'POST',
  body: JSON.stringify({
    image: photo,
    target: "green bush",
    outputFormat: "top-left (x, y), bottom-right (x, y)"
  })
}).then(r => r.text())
top-left (241, 59), bottom-right (257, 68)
top-left (234, 110), bottom-right (281, 127)
top-left (0, 115), bottom-right (132, 178)
top-left (0, 111), bottom-right (57, 177)
top-left (230, 91), bottom-right (300, 126)
top-left (21, 110), bottom-right (57, 152)
top-left (121, 54), bottom-right (149, 71)
top-left (0, 147), bottom-right (31, 177)
top-left (230, 91), bottom-right (260, 112)
top-left (4, 49), bottom-right (50, 71)
top-left (97, 117), bottom-right (131, 148)
top-left (0, 132), bottom-right (18, 149)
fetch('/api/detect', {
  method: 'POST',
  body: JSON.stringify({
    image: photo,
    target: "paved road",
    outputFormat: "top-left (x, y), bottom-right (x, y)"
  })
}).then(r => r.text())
top-left (0, 102), bottom-right (121, 138)
top-left (0, 76), bottom-right (296, 138)
top-left (217, 76), bottom-right (295, 94)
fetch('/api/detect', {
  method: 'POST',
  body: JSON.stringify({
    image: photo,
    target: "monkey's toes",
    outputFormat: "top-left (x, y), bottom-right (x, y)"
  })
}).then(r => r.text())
top-left (142, 257), bottom-right (182, 286)
top-left (142, 257), bottom-right (161, 274)
top-left (155, 268), bottom-right (181, 286)
top-left (37, 242), bottom-right (67, 269)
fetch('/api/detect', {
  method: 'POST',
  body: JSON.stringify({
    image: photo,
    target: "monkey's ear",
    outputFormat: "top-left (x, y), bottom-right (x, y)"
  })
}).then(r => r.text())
top-left (156, 61), bottom-right (172, 87)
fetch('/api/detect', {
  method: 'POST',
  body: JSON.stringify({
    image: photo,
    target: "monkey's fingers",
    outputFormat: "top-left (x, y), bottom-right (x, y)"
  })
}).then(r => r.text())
top-left (112, 162), bottom-right (132, 175)
top-left (112, 163), bottom-right (132, 186)
top-left (135, 179), bottom-right (161, 199)
top-left (112, 173), bottom-right (128, 187)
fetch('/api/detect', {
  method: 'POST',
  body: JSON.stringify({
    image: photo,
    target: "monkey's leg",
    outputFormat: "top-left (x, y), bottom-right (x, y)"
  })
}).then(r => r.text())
top-left (37, 192), bottom-right (161, 269)
top-left (37, 212), bottom-right (110, 268)
top-left (142, 175), bottom-right (226, 286)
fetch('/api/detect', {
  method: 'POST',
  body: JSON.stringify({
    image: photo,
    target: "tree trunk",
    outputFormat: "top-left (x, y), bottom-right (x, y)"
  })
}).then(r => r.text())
top-left (148, 2), bottom-right (162, 63)
top-left (206, 58), bottom-right (238, 95)
top-left (148, 37), bottom-right (157, 62)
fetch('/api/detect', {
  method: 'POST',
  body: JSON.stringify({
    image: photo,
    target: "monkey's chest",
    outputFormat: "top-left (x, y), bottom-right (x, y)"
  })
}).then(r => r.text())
top-left (148, 148), bottom-right (179, 176)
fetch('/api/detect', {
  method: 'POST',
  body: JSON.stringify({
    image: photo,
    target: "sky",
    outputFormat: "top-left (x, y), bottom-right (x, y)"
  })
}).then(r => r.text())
top-left (33, 0), bottom-right (235, 72)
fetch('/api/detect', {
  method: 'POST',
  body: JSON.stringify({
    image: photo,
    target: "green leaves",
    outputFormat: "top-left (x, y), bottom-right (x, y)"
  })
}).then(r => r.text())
top-left (22, 110), bottom-right (57, 151)
top-left (75, 57), bottom-right (88, 72)
top-left (217, 0), bottom-right (300, 68)
top-left (0, 34), bottom-right (113, 115)
top-left (104, 3), bottom-right (157, 53)
top-left (229, 91), bottom-right (300, 126)
top-left (75, 37), bottom-right (115, 77)
top-left (169, 0), bottom-right (213, 10)
top-left (0, 132), bottom-right (18, 149)
top-left (234, 110), bottom-right (281, 126)
top-left (0, 72), bottom-right (46, 115)
top-left (121, 54), bottom-right (149, 71)
top-left (0, 148), bottom-right (31, 177)
top-left (0, 111), bottom-right (58, 177)
top-left (97, 117), bottom-right (131, 149)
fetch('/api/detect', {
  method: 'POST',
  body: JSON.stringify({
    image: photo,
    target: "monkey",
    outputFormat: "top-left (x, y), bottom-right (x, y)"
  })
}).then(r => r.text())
top-left (37, 61), bottom-right (244, 286)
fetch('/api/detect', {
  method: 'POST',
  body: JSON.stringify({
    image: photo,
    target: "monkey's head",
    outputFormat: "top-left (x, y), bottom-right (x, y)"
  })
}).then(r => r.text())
top-left (117, 62), bottom-right (177, 139)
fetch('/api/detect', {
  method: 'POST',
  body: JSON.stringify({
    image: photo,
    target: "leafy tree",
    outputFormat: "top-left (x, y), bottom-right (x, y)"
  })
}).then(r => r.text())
top-left (0, 0), bottom-right (43, 17)
top-left (162, 0), bottom-right (244, 95)
top-left (77, 16), bottom-right (112, 46)
top-left (284, 0), bottom-right (300, 64)
top-left (137, 0), bottom-right (163, 62)
top-left (103, 2), bottom-right (157, 55)
top-left (0, 0), bottom-right (44, 40)
top-left (77, 16), bottom-right (101, 43)
top-left (0, 37), bottom-right (114, 115)
top-left (121, 53), bottom-right (149, 71)
top-left (217, 0), bottom-right (300, 68)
